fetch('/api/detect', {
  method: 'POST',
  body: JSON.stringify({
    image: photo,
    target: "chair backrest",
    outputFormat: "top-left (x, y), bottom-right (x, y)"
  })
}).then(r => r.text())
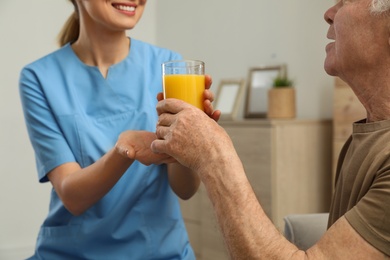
top-left (283, 213), bottom-right (329, 250)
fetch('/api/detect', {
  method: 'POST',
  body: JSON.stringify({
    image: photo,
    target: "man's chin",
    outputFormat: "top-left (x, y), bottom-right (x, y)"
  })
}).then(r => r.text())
top-left (324, 62), bottom-right (338, 77)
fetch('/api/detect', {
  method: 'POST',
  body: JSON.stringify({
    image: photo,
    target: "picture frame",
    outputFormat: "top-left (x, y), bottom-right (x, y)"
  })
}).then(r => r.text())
top-left (214, 79), bottom-right (246, 120)
top-left (244, 65), bottom-right (284, 118)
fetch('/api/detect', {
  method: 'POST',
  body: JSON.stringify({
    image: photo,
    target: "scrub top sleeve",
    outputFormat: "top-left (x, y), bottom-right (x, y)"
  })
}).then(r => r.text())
top-left (19, 67), bottom-right (76, 183)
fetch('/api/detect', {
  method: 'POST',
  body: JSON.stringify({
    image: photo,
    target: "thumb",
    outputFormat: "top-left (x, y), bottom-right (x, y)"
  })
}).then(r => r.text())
top-left (150, 139), bottom-right (165, 154)
top-left (115, 142), bottom-right (136, 159)
top-left (156, 98), bottom-right (190, 116)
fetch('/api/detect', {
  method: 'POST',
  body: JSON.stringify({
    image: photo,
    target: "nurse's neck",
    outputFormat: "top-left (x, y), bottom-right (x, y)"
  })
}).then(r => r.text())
top-left (72, 32), bottom-right (130, 78)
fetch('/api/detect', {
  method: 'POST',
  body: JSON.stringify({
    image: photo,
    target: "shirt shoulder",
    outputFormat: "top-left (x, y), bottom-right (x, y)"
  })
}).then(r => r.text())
top-left (130, 38), bottom-right (182, 62)
top-left (335, 122), bottom-right (390, 255)
top-left (22, 44), bottom-right (74, 72)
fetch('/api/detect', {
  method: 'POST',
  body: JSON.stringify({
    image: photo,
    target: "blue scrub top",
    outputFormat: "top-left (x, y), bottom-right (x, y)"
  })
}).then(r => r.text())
top-left (19, 38), bottom-right (195, 259)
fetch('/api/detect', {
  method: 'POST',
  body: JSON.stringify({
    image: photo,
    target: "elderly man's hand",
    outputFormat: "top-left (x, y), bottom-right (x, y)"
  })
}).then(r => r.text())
top-left (151, 98), bottom-right (233, 172)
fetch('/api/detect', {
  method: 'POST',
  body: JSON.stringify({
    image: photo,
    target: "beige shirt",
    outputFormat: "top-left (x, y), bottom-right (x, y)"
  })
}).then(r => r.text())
top-left (328, 119), bottom-right (390, 255)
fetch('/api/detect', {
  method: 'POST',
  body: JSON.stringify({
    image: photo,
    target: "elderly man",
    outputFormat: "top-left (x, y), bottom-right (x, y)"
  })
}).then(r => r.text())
top-left (147, 0), bottom-right (390, 259)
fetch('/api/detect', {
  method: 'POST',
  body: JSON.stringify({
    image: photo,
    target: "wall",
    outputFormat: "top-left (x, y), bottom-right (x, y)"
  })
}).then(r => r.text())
top-left (155, 0), bottom-right (334, 119)
top-left (0, 1), bottom-right (156, 259)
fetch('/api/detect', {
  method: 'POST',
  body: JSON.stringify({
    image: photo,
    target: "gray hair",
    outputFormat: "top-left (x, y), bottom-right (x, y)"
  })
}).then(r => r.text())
top-left (370, 0), bottom-right (390, 14)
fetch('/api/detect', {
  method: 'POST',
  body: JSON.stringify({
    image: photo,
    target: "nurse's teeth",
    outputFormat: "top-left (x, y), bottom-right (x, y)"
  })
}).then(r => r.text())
top-left (115, 5), bottom-right (135, 12)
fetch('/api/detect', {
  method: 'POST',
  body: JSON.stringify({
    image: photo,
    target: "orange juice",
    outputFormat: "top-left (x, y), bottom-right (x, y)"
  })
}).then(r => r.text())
top-left (163, 74), bottom-right (205, 110)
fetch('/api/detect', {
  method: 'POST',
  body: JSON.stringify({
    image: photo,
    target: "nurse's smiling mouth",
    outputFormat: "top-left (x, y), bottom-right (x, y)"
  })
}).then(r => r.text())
top-left (112, 3), bottom-right (136, 14)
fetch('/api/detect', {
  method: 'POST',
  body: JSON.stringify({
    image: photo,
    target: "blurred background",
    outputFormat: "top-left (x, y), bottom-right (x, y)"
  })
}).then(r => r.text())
top-left (0, 0), bottom-right (333, 259)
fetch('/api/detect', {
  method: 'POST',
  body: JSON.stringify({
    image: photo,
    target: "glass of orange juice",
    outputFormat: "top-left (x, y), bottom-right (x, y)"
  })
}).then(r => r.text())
top-left (162, 60), bottom-right (205, 111)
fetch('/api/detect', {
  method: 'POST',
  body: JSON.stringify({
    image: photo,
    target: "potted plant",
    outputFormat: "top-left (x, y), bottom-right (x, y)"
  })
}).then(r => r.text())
top-left (267, 76), bottom-right (296, 119)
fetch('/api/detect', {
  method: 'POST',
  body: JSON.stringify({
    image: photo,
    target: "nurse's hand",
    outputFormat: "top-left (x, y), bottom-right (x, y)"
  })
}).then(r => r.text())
top-left (115, 130), bottom-right (176, 166)
top-left (157, 74), bottom-right (221, 122)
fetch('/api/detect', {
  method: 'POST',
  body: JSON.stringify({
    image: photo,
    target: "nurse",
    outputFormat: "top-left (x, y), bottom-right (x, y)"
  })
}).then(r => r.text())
top-left (19, 0), bottom-right (219, 259)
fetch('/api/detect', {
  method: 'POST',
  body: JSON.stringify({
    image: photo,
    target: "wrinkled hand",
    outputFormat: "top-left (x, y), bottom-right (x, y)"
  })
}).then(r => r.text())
top-left (151, 99), bottom-right (232, 172)
top-left (115, 130), bottom-right (176, 166)
top-left (157, 75), bottom-right (221, 122)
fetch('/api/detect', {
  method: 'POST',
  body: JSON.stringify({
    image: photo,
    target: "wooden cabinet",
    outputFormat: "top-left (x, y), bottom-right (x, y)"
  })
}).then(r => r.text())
top-left (180, 119), bottom-right (333, 259)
